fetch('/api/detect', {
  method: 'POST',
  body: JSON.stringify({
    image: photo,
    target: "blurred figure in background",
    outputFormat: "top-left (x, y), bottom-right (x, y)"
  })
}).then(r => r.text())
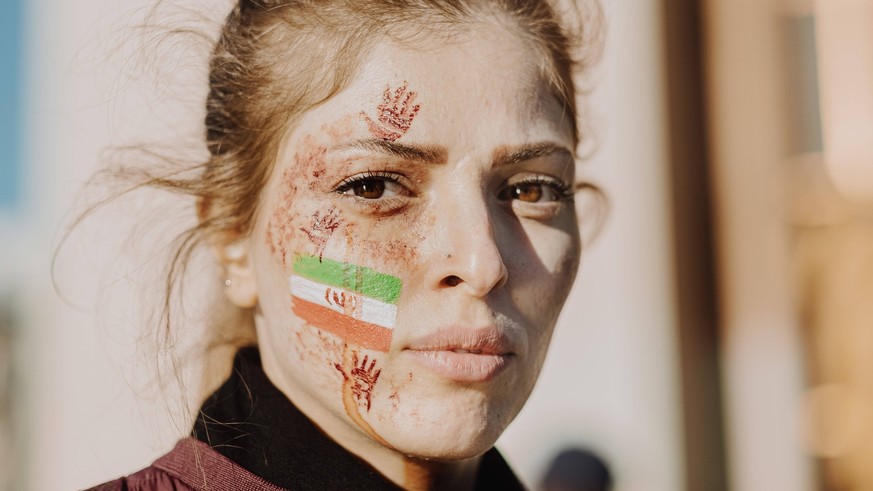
top-left (791, 2), bottom-right (873, 489)
top-left (539, 448), bottom-right (612, 491)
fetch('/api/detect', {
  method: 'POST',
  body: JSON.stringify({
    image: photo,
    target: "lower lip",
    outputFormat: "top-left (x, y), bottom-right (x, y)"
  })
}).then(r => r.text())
top-left (403, 350), bottom-right (512, 383)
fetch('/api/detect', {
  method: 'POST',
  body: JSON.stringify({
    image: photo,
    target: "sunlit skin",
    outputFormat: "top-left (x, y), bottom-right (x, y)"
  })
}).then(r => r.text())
top-left (217, 23), bottom-right (581, 490)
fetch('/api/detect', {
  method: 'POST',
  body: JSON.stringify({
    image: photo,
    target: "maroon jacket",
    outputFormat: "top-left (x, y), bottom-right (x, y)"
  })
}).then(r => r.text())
top-left (87, 438), bottom-right (286, 491)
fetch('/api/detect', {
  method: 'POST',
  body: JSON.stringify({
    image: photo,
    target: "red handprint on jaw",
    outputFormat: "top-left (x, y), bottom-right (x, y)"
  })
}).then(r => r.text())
top-left (334, 351), bottom-right (382, 412)
top-left (361, 82), bottom-right (421, 141)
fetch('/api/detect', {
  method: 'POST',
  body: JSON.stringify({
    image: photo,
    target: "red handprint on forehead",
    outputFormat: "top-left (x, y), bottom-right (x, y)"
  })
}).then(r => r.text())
top-left (361, 82), bottom-right (421, 141)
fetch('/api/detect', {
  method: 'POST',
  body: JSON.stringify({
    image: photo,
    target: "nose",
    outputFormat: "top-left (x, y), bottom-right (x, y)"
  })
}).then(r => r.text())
top-left (428, 191), bottom-right (509, 297)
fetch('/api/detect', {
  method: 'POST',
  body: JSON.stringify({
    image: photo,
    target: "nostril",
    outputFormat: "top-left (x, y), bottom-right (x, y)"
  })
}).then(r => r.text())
top-left (442, 275), bottom-right (462, 287)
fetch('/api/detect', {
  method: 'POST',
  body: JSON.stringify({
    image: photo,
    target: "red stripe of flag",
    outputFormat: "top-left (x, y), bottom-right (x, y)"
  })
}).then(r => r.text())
top-left (291, 296), bottom-right (392, 352)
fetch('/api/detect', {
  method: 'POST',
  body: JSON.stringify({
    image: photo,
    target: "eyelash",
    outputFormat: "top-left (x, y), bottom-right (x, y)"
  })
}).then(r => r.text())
top-left (503, 175), bottom-right (575, 202)
top-left (334, 170), bottom-right (408, 195)
top-left (333, 170), bottom-right (574, 205)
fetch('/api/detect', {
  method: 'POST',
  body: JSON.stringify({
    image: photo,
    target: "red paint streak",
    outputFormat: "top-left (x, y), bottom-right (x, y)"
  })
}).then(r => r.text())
top-left (298, 207), bottom-right (342, 262)
top-left (361, 82), bottom-right (421, 141)
top-left (266, 167), bottom-right (300, 266)
top-left (292, 296), bottom-right (392, 351)
top-left (300, 145), bottom-right (328, 191)
top-left (335, 351), bottom-right (382, 412)
top-left (265, 225), bottom-right (277, 256)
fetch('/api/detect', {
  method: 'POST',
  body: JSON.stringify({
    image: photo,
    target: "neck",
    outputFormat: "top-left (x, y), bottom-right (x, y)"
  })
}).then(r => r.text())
top-left (401, 456), bottom-right (481, 491)
top-left (304, 421), bottom-right (482, 490)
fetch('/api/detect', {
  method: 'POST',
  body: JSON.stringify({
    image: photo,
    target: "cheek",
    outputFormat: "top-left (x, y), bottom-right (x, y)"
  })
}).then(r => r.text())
top-left (340, 219), bottom-right (424, 269)
top-left (522, 216), bottom-right (581, 278)
top-left (318, 208), bottom-right (432, 303)
top-left (269, 210), bottom-right (412, 355)
top-left (289, 326), bottom-right (346, 366)
top-left (264, 144), bottom-right (339, 268)
top-left (504, 216), bottom-right (580, 327)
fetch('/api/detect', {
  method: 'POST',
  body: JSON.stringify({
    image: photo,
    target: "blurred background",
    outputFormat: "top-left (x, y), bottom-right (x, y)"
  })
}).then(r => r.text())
top-left (2, 0), bottom-right (872, 489)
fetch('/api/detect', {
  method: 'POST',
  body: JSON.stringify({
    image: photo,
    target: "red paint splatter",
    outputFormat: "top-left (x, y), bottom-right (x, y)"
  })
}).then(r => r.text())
top-left (265, 142), bottom-right (330, 266)
top-left (387, 372), bottom-right (413, 412)
top-left (266, 168), bottom-right (302, 266)
top-left (361, 82), bottom-right (421, 141)
top-left (334, 351), bottom-right (382, 412)
top-left (301, 146), bottom-right (329, 191)
top-left (382, 239), bottom-right (419, 263)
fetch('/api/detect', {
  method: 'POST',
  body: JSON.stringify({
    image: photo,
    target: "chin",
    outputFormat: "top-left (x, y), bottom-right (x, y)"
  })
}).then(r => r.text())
top-left (380, 420), bottom-right (505, 461)
top-left (367, 380), bottom-right (526, 461)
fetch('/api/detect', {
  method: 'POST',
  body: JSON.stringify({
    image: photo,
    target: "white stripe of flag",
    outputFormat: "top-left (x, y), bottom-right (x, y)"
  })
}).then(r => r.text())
top-left (289, 275), bottom-right (397, 329)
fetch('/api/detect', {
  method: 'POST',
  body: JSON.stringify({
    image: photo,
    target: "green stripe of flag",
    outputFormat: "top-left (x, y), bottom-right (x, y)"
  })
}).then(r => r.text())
top-left (292, 255), bottom-right (402, 304)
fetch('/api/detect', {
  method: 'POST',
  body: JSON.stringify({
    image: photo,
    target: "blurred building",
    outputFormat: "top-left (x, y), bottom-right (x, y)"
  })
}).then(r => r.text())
top-left (703, 0), bottom-right (873, 489)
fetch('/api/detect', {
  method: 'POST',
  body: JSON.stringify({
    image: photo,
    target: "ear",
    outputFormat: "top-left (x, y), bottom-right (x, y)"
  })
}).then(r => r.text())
top-left (199, 198), bottom-right (259, 309)
top-left (213, 237), bottom-right (259, 309)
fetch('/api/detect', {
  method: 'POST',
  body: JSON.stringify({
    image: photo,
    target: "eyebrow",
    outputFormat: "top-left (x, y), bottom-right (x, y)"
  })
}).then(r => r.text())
top-left (336, 138), bottom-right (448, 164)
top-left (493, 142), bottom-right (575, 167)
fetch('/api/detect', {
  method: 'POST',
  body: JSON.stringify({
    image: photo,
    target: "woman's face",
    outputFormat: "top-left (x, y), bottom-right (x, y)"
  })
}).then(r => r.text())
top-left (235, 23), bottom-right (580, 460)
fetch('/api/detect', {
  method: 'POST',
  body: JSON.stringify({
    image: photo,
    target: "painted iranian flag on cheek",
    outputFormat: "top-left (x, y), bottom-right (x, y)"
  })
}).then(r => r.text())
top-left (290, 255), bottom-right (401, 352)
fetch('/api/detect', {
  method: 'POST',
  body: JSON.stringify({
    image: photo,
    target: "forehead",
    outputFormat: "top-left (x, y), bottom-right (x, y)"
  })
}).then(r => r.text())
top-left (296, 23), bottom-right (574, 150)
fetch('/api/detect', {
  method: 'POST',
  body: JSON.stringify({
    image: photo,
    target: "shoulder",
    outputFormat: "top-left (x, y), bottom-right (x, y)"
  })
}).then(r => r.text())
top-left (84, 438), bottom-right (287, 491)
top-left (84, 465), bottom-right (194, 491)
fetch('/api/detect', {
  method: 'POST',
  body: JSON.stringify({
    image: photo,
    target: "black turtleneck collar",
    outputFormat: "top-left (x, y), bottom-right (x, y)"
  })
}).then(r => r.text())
top-left (192, 347), bottom-right (525, 490)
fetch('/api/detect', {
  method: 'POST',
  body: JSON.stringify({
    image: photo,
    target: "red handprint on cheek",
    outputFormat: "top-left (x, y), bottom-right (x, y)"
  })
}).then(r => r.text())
top-left (361, 82), bottom-right (421, 141)
top-left (335, 351), bottom-right (382, 412)
top-left (299, 207), bottom-right (342, 262)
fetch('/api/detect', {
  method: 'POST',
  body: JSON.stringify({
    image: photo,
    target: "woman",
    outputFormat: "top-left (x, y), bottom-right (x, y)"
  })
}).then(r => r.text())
top-left (88, 0), bottom-right (599, 489)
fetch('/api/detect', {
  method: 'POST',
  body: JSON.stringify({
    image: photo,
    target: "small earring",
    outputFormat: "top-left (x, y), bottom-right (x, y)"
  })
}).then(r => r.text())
top-left (224, 278), bottom-right (232, 287)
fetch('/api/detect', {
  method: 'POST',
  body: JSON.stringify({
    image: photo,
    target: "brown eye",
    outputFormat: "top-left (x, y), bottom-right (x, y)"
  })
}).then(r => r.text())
top-left (513, 183), bottom-right (543, 202)
top-left (336, 173), bottom-right (410, 201)
top-left (352, 179), bottom-right (386, 199)
top-left (498, 176), bottom-right (572, 204)
top-left (499, 182), bottom-right (552, 203)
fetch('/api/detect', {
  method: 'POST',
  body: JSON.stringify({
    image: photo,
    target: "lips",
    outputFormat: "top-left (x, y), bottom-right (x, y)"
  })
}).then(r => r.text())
top-left (402, 326), bottom-right (515, 383)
